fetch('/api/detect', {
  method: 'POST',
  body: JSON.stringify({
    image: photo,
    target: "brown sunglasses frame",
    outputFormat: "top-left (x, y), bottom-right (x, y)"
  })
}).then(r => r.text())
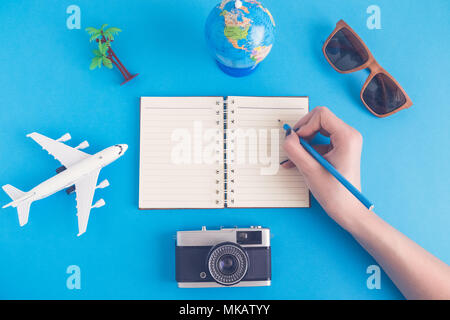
top-left (322, 20), bottom-right (412, 118)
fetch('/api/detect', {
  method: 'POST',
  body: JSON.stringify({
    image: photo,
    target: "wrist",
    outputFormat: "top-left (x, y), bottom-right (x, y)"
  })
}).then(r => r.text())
top-left (325, 198), bottom-right (371, 235)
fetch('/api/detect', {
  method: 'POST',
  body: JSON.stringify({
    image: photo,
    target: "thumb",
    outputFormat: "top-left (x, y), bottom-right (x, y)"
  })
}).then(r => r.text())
top-left (282, 133), bottom-right (321, 176)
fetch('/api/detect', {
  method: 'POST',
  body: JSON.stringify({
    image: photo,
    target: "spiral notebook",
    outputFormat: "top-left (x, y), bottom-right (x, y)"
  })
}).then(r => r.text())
top-left (139, 96), bottom-right (310, 209)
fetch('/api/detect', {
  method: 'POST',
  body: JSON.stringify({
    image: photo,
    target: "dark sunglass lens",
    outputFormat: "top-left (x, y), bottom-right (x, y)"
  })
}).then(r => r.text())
top-left (362, 73), bottom-right (407, 115)
top-left (325, 28), bottom-right (369, 71)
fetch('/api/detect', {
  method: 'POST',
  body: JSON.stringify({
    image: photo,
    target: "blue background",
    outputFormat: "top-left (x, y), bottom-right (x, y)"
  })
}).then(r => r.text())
top-left (0, 0), bottom-right (448, 299)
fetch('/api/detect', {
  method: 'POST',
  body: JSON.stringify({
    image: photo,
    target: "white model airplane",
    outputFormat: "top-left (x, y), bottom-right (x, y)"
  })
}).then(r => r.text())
top-left (2, 132), bottom-right (127, 236)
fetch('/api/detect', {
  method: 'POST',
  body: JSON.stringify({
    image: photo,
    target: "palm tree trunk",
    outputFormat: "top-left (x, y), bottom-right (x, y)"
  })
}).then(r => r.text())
top-left (108, 53), bottom-right (127, 79)
top-left (108, 48), bottom-right (132, 78)
top-left (100, 34), bottom-right (131, 80)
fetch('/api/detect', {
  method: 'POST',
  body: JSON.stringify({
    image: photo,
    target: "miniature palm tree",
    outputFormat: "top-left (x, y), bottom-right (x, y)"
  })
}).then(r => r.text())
top-left (86, 24), bottom-right (138, 85)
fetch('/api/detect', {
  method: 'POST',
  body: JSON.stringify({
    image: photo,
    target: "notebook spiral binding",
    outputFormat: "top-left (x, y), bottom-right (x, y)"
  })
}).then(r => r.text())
top-left (214, 98), bottom-right (235, 207)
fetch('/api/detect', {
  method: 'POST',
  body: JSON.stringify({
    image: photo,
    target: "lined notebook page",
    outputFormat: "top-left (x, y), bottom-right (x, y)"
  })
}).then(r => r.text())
top-left (139, 97), bottom-right (224, 209)
top-left (226, 96), bottom-right (309, 208)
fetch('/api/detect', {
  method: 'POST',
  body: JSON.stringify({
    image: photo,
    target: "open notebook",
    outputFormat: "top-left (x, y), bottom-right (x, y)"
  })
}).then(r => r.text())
top-left (139, 96), bottom-right (310, 209)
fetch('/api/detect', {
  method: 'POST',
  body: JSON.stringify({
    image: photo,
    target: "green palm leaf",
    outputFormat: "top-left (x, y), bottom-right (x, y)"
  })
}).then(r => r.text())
top-left (103, 32), bottom-right (114, 41)
top-left (90, 56), bottom-right (102, 70)
top-left (103, 27), bottom-right (121, 41)
top-left (85, 27), bottom-right (99, 35)
top-left (98, 42), bottom-right (108, 55)
top-left (89, 31), bottom-right (101, 42)
top-left (102, 57), bottom-right (113, 69)
top-left (105, 27), bottom-right (121, 35)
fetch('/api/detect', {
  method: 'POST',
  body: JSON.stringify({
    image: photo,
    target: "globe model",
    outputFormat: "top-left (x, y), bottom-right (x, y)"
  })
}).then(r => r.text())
top-left (205, 0), bottom-right (276, 77)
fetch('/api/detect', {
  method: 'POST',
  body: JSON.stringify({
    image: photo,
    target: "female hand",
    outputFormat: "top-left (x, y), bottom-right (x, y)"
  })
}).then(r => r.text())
top-left (282, 106), bottom-right (367, 231)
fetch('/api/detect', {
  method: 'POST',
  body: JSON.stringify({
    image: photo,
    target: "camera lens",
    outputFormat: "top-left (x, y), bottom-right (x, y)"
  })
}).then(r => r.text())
top-left (207, 242), bottom-right (249, 286)
top-left (218, 254), bottom-right (238, 275)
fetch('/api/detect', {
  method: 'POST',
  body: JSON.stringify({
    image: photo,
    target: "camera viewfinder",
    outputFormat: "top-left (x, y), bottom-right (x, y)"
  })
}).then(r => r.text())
top-left (237, 231), bottom-right (262, 245)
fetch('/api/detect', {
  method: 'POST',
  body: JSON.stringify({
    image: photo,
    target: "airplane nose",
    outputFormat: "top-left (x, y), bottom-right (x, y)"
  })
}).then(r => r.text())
top-left (120, 144), bottom-right (128, 153)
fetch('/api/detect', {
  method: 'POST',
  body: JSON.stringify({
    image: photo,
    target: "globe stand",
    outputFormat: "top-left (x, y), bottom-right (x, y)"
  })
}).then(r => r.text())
top-left (216, 61), bottom-right (258, 77)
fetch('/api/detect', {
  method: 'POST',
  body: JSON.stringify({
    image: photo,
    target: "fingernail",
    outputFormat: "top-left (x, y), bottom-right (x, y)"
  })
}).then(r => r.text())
top-left (280, 159), bottom-right (289, 165)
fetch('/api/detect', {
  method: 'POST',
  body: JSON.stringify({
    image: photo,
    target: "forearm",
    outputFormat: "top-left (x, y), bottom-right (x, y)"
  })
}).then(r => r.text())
top-left (344, 207), bottom-right (450, 299)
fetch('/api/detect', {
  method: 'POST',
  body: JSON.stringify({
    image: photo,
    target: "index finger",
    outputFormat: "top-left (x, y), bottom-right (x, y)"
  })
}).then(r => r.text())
top-left (295, 106), bottom-right (348, 139)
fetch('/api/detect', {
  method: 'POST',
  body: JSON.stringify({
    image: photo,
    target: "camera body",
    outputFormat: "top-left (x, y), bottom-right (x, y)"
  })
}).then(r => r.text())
top-left (176, 226), bottom-right (271, 288)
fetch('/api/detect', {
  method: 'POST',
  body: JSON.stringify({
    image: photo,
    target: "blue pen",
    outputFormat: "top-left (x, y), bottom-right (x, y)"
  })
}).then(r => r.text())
top-left (282, 123), bottom-right (374, 211)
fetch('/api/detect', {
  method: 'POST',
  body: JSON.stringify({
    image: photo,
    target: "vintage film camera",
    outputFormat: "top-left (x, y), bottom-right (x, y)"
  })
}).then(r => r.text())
top-left (176, 226), bottom-right (271, 288)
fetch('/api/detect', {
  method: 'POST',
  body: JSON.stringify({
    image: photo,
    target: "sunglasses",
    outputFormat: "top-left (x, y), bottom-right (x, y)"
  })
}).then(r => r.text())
top-left (323, 20), bottom-right (412, 117)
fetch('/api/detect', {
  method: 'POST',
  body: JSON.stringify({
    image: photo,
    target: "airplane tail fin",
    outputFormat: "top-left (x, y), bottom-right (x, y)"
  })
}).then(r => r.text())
top-left (15, 200), bottom-right (32, 226)
top-left (2, 184), bottom-right (32, 226)
top-left (2, 184), bottom-right (25, 202)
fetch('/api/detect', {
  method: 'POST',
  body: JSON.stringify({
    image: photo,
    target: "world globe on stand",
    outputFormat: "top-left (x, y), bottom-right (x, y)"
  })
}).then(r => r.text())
top-left (205, 0), bottom-right (276, 77)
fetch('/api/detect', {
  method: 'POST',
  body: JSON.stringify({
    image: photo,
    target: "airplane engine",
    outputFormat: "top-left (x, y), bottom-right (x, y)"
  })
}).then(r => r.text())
top-left (57, 133), bottom-right (71, 142)
top-left (96, 179), bottom-right (109, 189)
top-left (92, 199), bottom-right (105, 209)
top-left (56, 165), bottom-right (66, 174)
top-left (65, 185), bottom-right (75, 195)
top-left (75, 141), bottom-right (89, 150)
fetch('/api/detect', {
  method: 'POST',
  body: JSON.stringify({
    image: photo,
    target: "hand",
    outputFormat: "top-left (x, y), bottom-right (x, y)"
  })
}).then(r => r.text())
top-left (282, 107), bottom-right (366, 230)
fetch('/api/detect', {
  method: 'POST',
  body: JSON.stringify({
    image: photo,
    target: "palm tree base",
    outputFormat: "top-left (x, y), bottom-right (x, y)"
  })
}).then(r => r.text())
top-left (120, 73), bottom-right (139, 85)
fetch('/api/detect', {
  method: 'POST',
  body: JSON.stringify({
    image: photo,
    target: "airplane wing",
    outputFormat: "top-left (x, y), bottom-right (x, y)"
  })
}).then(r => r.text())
top-left (74, 169), bottom-right (101, 236)
top-left (27, 132), bottom-right (89, 168)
